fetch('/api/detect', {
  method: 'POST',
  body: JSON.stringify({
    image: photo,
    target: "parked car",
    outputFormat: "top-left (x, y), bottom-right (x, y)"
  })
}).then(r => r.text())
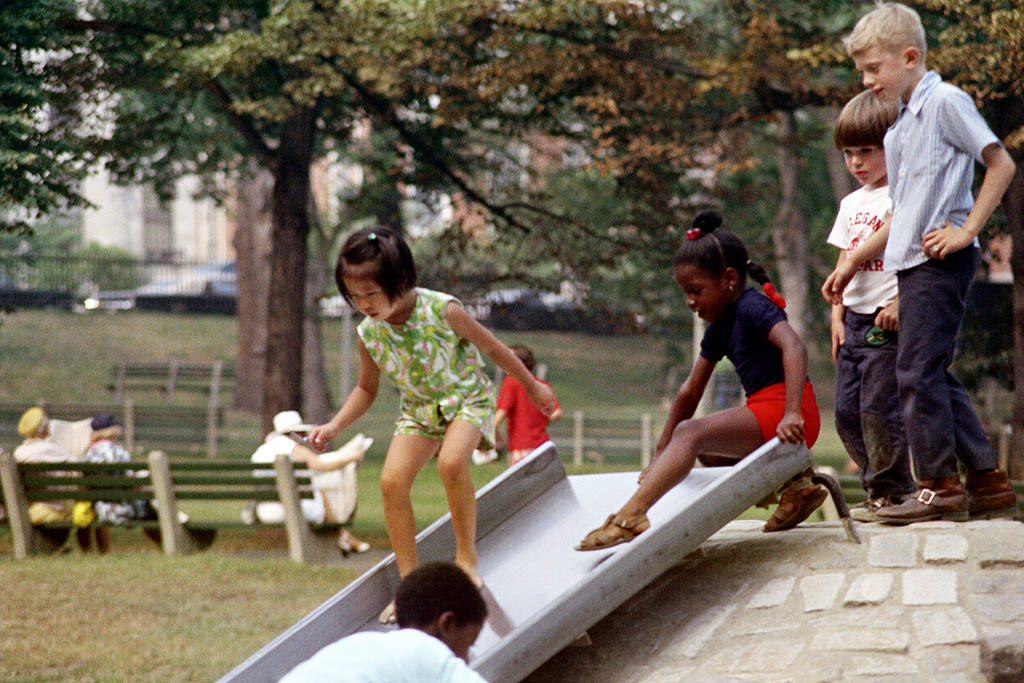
top-left (83, 261), bottom-right (236, 313)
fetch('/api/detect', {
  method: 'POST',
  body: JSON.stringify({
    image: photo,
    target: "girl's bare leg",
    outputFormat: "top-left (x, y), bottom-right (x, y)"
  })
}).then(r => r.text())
top-left (438, 419), bottom-right (484, 587)
top-left (378, 433), bottom-right (440, 622)
top-left (616, 406), bottom-right (764, 520)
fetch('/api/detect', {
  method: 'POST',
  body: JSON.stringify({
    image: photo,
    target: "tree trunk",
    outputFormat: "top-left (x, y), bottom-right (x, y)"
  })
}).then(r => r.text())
top-left (1007, 149), bottom-right (1024, 479)
top-left (263, 108), bottom-right (316, 436)
top-left (301, 213), bottom-right (334, 425)
top-left (771, 109), bottom-right (809, 342)
top-left (232, 163), bottom-right (274, 414)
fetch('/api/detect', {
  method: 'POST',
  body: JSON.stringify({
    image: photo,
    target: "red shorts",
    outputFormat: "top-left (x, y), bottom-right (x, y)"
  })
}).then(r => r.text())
top-left (745, 381), bottom-right (820, 447)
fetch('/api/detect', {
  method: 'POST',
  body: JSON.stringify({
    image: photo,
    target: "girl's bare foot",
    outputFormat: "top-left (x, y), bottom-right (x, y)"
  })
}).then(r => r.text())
top-left (455, 560), bottom-right (483, 589)
top-left (378, 599), bottom-right (397, 624)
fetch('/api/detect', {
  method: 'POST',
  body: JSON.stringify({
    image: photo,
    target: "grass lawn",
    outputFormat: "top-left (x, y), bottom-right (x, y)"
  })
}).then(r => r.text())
top-left (0, 309), bottom-right (851, 681)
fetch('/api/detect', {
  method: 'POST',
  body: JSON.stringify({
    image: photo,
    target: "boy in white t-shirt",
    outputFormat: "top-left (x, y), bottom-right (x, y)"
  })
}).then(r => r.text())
top-left (825, 90), bottom-right (914, 521)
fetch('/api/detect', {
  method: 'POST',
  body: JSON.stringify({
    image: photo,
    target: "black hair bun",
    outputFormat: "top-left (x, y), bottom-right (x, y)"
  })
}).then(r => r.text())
top-left (693, 210), bottom-right (722, 232)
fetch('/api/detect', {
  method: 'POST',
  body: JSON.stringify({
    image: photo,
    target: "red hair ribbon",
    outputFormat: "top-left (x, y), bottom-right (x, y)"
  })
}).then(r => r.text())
top-left (763, 282), bottom-right (786, 309)
top-left (686, 228), bottom-right (702, 240)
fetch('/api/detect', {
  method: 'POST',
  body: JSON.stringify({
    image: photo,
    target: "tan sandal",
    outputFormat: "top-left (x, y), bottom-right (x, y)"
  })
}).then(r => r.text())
top-left (764, 470), bottom-right (827, 532)
top-left (575, 513), bottom-right (650, 551)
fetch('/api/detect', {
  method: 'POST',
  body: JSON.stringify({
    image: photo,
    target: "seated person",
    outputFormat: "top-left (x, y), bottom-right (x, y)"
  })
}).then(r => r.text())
top-left (281, 562), bottom-right (489, 682)
top-left (247, 410), bottom-right (371, 554)
top-left (78, 413), bottom-right (159, 553)
top-left (13, 406), bottom-right (76, 525)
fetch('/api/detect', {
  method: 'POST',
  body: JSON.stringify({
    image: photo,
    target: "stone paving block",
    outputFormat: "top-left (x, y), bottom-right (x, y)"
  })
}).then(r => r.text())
top-left (843, 573), bottom-right (893, 606)
top-left (923, 533), bottom-right (968, 564)
top-left (844, 654), bottom-right (920, 676)
top-left (973, 595), bottom-right (1024, 622)
top-left (902, 568), bottom-right (957, 605)
top-left (808, 606), bottom-right (905, 631)
top-left (799, 573), bottom-right (845, 612)
top-left (810, 628), bottom-right (910, 653)
top-left (868, 532), bottom-right (918, 567)
top-left (911, 606), bottom-right (978, 646)
top-left (745, 576), bottom-right (795, 609)
top-left (917, 644), bottom-right (981, 677)
top-left (707, 638), bottom-right (803, 673)
top-left (973, 531), bottom-right (1024, 568)
top-left (660, 604), bottom-right (735, 659)
top-left (968, 571), bottom-right (1024, 595)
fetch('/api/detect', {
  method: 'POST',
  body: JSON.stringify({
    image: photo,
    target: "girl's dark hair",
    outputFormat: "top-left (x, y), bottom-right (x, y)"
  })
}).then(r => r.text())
top-left (675, 211), bottom-right (786, 309)
top-left (395, 562), bottom-right (487, 628)
top-left (335, 227), bottom-right (417, 304)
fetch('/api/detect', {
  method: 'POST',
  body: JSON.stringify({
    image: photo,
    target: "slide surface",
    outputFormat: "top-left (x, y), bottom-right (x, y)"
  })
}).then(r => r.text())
top-left (220, 438), bottom-right (812, 682)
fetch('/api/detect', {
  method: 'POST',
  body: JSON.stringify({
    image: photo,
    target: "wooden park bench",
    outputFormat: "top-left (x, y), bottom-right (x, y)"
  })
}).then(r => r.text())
top-left (0, 401), bottom-right (224, 458)
top-left (0, 451), bottom-right (346, 564)
top-left (109, 361), bottom-right (235, 404)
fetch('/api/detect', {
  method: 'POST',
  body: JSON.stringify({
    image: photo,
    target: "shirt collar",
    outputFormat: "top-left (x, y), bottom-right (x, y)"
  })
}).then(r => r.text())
top-left (902, 70), bottom-right (940, 116)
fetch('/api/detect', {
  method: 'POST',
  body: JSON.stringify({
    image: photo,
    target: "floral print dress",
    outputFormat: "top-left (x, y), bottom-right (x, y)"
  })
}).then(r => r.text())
top-left (358, 288), bottom-right (496, 448)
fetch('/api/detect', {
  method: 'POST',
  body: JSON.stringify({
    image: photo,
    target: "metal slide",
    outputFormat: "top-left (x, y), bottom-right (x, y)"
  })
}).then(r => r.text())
top-left (219, 437), bottom-right (815, 683)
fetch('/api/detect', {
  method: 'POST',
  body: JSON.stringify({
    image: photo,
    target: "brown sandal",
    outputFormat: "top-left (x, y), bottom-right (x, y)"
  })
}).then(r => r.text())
top-left (764, 470), bottom-right (827, 533)
top-left (575, 513), bottom-right (650, 551)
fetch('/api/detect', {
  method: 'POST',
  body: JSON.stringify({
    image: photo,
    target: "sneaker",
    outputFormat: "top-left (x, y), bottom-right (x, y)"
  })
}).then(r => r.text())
top-left (966, 469), bottom-right (1019, 519)
top-left (875, 475), bottom-right (968, 525)
top-left (849, 497), bottom-right (887, 523)
top-left (849, 494), bottom-right (909, 523)
top-left (472, 449), bottom-right (499, 465)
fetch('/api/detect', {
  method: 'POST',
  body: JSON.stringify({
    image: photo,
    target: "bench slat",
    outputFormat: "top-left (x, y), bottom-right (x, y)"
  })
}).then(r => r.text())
top-left (2, 451), bottom-right (342, 563)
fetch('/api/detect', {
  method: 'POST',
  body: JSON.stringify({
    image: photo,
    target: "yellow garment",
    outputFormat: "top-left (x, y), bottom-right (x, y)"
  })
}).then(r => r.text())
top-left (72, 501), bottom-right (96, 527)
top-left (28, 502), bottom-right (71, 525)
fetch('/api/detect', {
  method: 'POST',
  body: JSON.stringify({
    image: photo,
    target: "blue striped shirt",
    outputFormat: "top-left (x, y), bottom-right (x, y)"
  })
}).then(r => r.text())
top-left (883, 71), bottom-right (1000, 272)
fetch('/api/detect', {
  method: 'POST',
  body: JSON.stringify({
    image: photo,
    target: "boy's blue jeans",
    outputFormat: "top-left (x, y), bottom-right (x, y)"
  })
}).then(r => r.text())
top-left (896, 246), bottom-right (997, 481)
top-left (834, 310), bottom-right (914, 499)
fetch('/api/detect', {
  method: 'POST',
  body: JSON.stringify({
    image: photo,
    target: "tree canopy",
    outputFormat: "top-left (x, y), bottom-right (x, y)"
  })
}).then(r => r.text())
top-left (5, 1), bottom-right (1022, 453)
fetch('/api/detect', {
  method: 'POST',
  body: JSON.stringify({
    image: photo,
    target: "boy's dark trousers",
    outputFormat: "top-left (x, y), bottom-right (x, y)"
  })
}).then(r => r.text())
top-left (896, 246), bottom-right (997, 481)
top-left (835, 310), bottom-right (914, 499)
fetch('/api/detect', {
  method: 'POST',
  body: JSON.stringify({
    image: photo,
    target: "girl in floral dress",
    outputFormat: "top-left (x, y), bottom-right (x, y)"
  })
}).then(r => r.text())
top-left (310, 227), bottom-right (558, 623)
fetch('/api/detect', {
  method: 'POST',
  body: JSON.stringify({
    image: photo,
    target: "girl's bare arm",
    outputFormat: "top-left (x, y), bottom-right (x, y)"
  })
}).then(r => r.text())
top-left (309, 342), bottom-right (380, 449)
top-left (767, 320), bottom-right (808, 444)
top-left (446, 301), bottom-right (558, 415)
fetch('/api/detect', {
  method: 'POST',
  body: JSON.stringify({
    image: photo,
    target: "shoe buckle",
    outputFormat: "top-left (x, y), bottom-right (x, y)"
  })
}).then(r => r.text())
top-left (917, 488), bottom-right (936, 505)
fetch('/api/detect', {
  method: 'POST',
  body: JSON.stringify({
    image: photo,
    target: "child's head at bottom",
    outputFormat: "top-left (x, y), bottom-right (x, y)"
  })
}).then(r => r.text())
top-left (395, 562), bottom-right (488, 660)
top-left (335, 226), bottom-right (417, 306)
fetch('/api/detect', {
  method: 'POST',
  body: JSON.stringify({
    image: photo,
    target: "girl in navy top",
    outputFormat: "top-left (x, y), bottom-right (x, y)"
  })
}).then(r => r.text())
top-left (577, 212), bottom-right (821, 551)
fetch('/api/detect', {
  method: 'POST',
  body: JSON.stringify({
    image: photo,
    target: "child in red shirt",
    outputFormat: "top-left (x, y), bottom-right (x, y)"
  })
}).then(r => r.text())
top-left (495, 345), bottom-right (563, 465)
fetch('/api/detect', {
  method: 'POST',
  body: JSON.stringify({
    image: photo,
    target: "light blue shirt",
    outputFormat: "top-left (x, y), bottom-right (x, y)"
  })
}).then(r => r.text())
top-left (883, 71), bottom-right (1000, 272)
top-left (279, 628), bottom-right (489, 683)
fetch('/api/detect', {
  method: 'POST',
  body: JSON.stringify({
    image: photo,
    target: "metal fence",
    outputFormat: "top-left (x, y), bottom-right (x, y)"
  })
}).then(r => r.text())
top-left (0, 254), bottom-right (235, 313)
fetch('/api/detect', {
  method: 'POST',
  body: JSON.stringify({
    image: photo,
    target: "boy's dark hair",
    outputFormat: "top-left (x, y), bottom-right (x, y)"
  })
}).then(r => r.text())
top-left (395, 562), bottom-right (487, 629)
top-left (675, 211), bottom-right (786, 309)
top-left (511, 345), bottom-right (535, 372)
top-left (335, 227), bottom-right (417, 305)
top-left (834, 90), bottom-right (899, 149)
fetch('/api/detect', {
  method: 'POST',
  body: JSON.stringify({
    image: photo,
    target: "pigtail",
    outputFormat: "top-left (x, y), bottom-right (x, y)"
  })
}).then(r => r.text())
top-left (747, 260), bottom-right (786, 309)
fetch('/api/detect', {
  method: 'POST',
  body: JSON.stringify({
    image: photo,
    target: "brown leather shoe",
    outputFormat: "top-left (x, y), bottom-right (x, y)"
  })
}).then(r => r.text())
top-left (875, 475), bottom-right (968, 525)
top-left (764, 469), bottom-right (827, 532)
top-left (966, 469), bottom-right (1019, 519)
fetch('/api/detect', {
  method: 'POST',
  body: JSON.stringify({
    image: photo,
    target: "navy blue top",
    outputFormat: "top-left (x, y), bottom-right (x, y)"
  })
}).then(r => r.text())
top-left (700, 288), bottom-right (787, 396)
